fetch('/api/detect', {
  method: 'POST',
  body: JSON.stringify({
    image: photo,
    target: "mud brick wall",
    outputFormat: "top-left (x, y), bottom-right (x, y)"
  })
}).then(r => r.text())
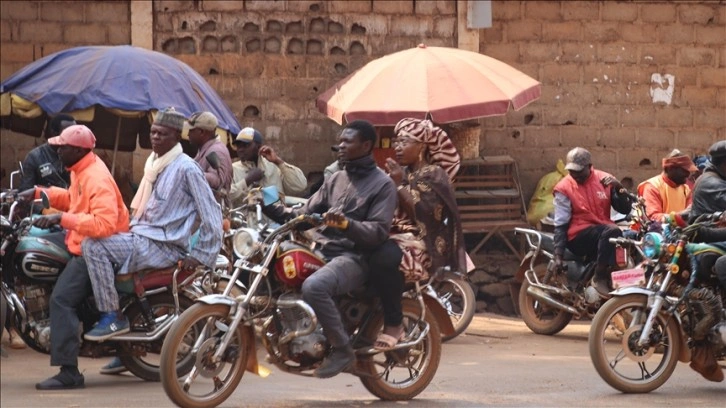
top-left (0, 0), bottom-right (133, 191)
top-left (2, 0), bottom-right (724, 201)
top-left (478, 1), bottom-right (725, 196)
top-left (153, 0), bottom-right (458, 173)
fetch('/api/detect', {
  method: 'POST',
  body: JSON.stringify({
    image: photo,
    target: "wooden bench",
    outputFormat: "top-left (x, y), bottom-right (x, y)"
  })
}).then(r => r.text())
top-left (454, 156), bottom-right (529, 257)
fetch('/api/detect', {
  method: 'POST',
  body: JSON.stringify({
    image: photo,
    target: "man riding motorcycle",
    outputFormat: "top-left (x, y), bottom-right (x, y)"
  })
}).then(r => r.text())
top-left (26, 125), bottom-right (130, 390)
top-left (552, 147), bottom-right (632, 297)
top-left (264, 119), bottom-right (397, 378)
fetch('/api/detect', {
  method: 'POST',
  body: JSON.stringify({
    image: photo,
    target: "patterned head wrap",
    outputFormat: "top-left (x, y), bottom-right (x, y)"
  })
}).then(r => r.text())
top-left (394, 118), bottom-right (460, 180)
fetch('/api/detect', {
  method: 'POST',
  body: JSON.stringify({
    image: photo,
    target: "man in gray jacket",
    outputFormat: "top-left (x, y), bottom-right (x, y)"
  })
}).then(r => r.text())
top-left (264, 120), bottom-right (397, 378)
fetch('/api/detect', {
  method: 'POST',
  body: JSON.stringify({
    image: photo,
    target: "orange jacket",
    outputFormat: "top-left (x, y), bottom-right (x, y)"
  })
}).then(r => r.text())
top-left (36, 152), bottom-right (129, 256)
top-left (637, 173), bottom-right (691, 222)
top-left (553, 169), bottom-right (615, 241)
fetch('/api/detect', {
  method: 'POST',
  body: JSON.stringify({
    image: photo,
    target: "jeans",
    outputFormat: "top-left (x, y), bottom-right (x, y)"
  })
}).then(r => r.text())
top-left (301, 254), bottom-right (368, 348)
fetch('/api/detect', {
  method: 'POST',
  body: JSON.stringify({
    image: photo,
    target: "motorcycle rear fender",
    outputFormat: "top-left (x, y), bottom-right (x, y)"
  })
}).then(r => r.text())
top-left (515, 252), bottom-right (547, 283)
top-left (422, 292), bottom-right (456, 337)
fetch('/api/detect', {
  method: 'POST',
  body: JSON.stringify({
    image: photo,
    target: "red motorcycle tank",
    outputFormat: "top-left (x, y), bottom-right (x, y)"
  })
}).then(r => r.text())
top-left (274, 241), bottom-right (325, 288)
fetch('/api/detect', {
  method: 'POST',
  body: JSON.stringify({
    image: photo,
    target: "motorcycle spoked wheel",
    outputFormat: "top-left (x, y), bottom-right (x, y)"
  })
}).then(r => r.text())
top-left (588, 293), bottom-right (679, 393)
top-left (518, 263), bottom-right (573, 335)
top-left (160, 303), bottom-right (249, 408)
top-left (433, 277), bottom-right (476, 342)
top-left (358, 299), bottom-right (442, 401)
top-left (118, 293), bottom-right (196, 382)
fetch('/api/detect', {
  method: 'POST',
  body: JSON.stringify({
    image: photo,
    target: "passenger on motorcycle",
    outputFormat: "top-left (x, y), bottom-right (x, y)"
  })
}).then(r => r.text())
top-left (552, 147), bottom-right (632, 297)
top-left (264, 120), bottom-right (397, 378)
top-left (18, 113), bottom-right (76, 192)
top-left (187, 111), bottom-right (234, 202)
top-left (637, 149), bottom-right (696, 222)
top-left (81, 109), bottom-right (222, 343)
top-left (690, 140), bottom-right (726, 219)
top-left (372, 118), bottom-right (466, 350)
top-left (27, 125), bottom-right (130, 390)
top-left (229, 127), bottom-right (307, 208)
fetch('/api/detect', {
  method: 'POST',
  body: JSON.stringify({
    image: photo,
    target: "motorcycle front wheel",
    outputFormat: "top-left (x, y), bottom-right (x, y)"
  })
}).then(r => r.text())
top-left (358, 299), bottom-right (442, 401)
top-left (518, 263), bottom-right (573, 335)
top-left (588, 293), bottom-right (679, 393)
top-left (160, 303), bottom-right (249, 408)
top-left (433, 277), bottom-right (476, 342)
top-left (119, 293), bottom-right (196, 382)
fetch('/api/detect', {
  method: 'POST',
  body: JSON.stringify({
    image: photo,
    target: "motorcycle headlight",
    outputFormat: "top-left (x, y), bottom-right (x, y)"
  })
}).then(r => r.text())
top-left (642, 232), bottom-right (663, 260)
top-left (233, 228), bottom-right (259, 259)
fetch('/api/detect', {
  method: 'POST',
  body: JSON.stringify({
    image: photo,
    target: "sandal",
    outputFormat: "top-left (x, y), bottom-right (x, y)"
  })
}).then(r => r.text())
top-left (374, 326), bottom-right (405, 351)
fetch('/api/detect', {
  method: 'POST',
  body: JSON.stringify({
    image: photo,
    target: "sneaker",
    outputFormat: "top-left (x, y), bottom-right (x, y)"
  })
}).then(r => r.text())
top-left (84, 312), bottom-right (130, 342)
top-left (314, 345), bottom-right (355, 378)
top-left (100, 357), bottom-right (128, 375)
top-left (36, 367), bottom-right (85, 390)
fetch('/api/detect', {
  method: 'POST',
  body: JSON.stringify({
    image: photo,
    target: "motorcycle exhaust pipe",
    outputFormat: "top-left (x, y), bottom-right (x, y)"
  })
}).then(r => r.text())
top-left (110, 313), bottom-right (177, 342)
top-left (526, 286), bottom-right (580, 317)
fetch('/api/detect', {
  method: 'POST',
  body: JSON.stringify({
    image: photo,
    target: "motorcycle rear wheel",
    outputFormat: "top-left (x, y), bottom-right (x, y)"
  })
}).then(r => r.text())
top-left (589, 294), bottom-right (679, 393)
top-left (160, 303), bottom-right (249, 408)
top-left (433, 277), bottom-right (476, 342)
top-left (359, 299), bottom-right (442, 401)
top-left (518, 263), bottom-right (573, 335)
top-left (119, 293), bottom-right (195, 382)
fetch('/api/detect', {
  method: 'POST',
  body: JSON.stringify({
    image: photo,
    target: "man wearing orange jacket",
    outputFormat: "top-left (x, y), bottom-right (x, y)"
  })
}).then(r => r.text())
top-left (637, 149), bottom-right (696, 222)
top-left (26, 125), bottom-right (129, 390)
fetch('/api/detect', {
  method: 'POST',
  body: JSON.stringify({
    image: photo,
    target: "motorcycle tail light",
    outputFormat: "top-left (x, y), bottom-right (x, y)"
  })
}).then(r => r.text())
top-left (615, 246), bottom-right (628, 267)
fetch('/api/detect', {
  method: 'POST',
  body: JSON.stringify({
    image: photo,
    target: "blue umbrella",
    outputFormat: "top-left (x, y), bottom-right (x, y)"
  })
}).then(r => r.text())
top-left (1, 45), bottom-right (240, 171)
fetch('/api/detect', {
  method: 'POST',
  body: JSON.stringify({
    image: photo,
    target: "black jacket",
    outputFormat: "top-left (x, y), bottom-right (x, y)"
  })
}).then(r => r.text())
top-left (18, 143), bottom-right (70, 191)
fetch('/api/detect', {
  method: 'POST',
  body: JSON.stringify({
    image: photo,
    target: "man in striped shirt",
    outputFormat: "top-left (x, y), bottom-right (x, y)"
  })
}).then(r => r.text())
top-left (82, 109), bottom-right (222, 341)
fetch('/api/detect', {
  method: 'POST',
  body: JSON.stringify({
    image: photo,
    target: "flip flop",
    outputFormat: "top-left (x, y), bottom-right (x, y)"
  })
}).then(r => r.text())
top-left (374, 333), bottom-right (400, 351)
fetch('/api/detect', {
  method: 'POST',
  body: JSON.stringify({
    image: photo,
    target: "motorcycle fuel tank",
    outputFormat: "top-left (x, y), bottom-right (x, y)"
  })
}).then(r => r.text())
top-left (15, 236), bottom-right (70, 283)
top-left (274, 242), bottom-right (325, 288)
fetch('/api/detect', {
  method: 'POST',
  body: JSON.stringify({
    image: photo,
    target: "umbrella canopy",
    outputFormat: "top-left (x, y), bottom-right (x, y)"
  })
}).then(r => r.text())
top-left (0, 45), bottom-right (241, 153)
top-left (316, 44), bottom-right (541, 126)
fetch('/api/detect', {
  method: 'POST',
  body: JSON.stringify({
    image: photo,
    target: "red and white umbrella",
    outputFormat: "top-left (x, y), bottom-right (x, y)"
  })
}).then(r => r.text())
top-left (316, 44), bottom-right (541, 126)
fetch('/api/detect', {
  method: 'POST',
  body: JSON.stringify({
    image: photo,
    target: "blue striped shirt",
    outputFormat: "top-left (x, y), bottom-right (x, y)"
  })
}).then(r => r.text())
top-left (130, 154), bottom-right (222, 268)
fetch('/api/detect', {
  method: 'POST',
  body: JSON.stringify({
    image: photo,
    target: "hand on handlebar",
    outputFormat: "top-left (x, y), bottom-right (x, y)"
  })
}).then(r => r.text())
top-left (32, 213), bottom-right (62, 229)
top-left (323, 208), bottom-right (349, 230)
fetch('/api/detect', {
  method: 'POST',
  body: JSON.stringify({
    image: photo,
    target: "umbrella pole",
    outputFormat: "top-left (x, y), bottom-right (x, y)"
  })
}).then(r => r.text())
top-left (111, 116), bottom-right (121, 176)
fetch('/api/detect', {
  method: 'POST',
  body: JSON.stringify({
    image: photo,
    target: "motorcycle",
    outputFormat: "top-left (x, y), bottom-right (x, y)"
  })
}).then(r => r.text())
top-left (0, 174), bottom-right (228, 381)
top-left (159, 210), bottom-right (448, 407)
top-left (224, 186), bottom-right (474, 342)
top-left (513, 193), bottom-right (648, 335)
top-left (588, 212), bottom-right (726, 393)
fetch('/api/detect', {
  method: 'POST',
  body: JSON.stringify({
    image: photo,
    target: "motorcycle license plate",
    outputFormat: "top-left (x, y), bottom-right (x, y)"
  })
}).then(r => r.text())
top-left (611, 268), bottom-right (645, 289)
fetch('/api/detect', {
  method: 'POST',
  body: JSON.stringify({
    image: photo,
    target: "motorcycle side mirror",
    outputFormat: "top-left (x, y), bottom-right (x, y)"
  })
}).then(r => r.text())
top-left (205, 152), bottom-right (220, 171)
top-left (261, 185), bottom-right (280, 206)
top-left (40, 191), bottom-right (50, 209)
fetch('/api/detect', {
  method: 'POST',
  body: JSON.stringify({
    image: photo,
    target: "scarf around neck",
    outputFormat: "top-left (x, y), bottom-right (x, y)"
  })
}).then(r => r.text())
top-left (130, 143), bottom-right (183, 219)
top-left (343, 154), bottom-right (377, 177)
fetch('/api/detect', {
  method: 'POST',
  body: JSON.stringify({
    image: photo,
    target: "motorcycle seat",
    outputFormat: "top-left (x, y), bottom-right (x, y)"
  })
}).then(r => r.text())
top-left (537, 232), bottom-right (586, 262)
top-left (115, 266), bottom-right (196, 295)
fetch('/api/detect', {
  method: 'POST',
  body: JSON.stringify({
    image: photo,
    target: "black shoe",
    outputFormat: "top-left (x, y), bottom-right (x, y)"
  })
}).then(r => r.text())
top-left (36, 368), bottom-right (85, 390)
top-left (591, 279), bottom-right (612, 298)
top-left (314, 345), bottom-right (355, 379)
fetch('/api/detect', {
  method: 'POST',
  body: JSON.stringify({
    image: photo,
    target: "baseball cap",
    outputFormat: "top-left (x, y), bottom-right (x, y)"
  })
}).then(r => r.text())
top-left (48, 124), bottom-right (96, 149)
top-left (186, 111), bottom-right (218, 131)
top-left (234, 127), bottom-right (263, 144)
top-left (564, 147), bottom-right (591, 172)
top-left (693, 155), bottom-right (709, 171)
top-left (709, 140), bottom-right (726, 160)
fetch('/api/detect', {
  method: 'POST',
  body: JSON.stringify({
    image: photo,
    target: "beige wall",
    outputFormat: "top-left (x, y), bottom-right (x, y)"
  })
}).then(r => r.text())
top-left (2, 1), bottom-right (724, 200)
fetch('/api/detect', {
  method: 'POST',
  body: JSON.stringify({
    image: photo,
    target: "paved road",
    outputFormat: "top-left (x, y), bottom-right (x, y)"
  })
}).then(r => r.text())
top-left (1, 314), bottom-right (723, 407)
